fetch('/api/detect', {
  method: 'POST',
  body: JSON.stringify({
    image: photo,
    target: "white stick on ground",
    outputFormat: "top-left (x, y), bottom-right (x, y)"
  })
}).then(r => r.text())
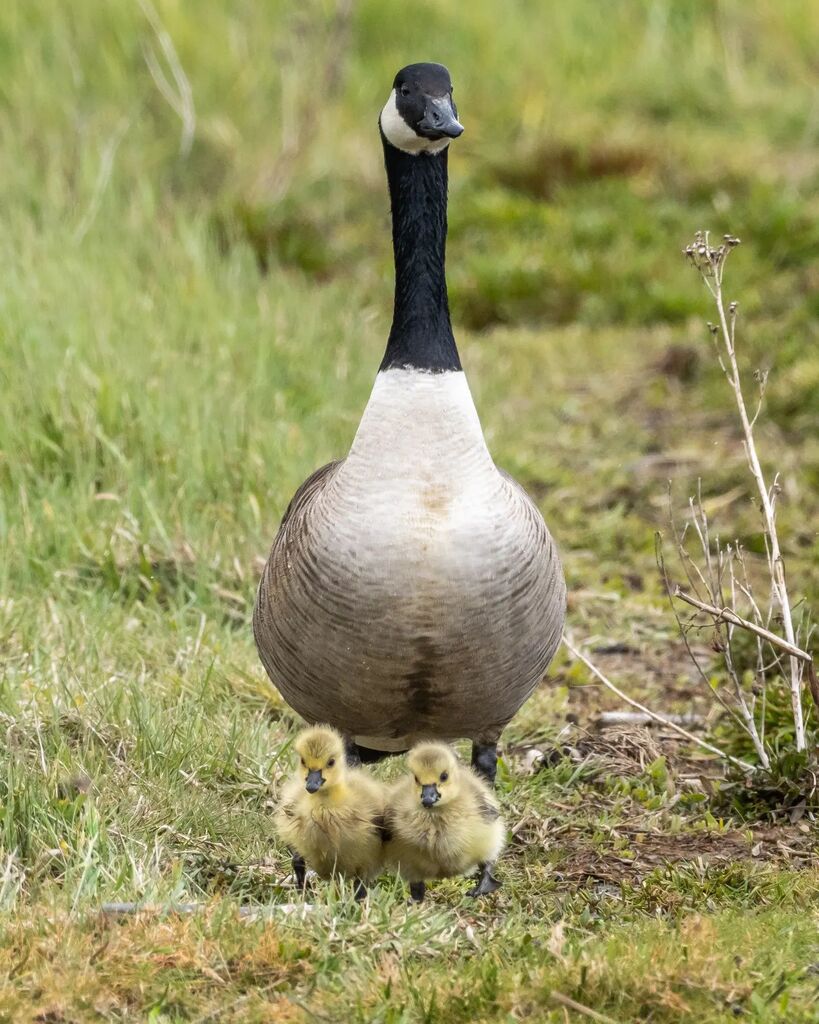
top-left (562, 636), bottom-right (756, 772)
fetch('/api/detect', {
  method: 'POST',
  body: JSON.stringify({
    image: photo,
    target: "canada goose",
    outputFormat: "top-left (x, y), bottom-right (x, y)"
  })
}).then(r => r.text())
top-left (254, 62), bottom-right (566, 783)
top-left (275, 726), bottom-right (388, 899)
top-left (385, 742), bottom-right (505, 902)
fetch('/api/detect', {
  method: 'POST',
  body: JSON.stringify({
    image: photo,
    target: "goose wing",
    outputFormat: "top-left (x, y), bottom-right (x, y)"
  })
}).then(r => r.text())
top-left (278, 459), bottom-right (344, 531)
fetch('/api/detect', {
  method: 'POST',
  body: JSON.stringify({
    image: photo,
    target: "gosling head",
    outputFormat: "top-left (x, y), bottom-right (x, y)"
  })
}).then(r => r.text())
top-left (407, 743), bottom-right (461, 809)
top-left (293, 726), bottom-right (346, 796)
top-left (379, 62), bottom-right (463, 156)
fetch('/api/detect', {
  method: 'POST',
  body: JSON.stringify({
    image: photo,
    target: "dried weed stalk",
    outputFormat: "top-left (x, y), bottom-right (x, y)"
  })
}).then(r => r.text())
top-left (659, 231), bottom-right (815, 762)
top-left (566, 232), bottom-right (815, 775)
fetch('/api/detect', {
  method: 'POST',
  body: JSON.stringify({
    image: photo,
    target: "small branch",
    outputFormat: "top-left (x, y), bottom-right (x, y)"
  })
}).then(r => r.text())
top-left (100, 901), bottom-right (314, 917)
top-left (657, 533), bottom-right (746, 728)
top-left (673, 588), bottom-right (814, 664)
top-left (562, 636), bottom-right (756, 772)
top-left (595, 711), bottom-right (704, 728)
top-left (549, 991), bottom-right (621, 1024)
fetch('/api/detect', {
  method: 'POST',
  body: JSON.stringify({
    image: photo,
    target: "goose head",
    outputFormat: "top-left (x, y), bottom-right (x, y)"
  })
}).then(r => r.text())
top-left (293, 726), bottom-right (346, 795)
top-left (407, 742), bottom-right (461, 808)
top-left (379, 62), bottom-right (463, 155)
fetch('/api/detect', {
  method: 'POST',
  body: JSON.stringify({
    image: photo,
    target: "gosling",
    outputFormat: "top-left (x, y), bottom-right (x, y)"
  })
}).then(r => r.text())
top-left (275, 725), bottom-right (388, 899)
top-left (386, 742), bottom-right (505, 903)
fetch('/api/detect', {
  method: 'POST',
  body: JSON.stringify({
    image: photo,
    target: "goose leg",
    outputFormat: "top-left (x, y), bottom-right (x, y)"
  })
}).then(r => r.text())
top-left (345, 742), bottom-right (407, 766)
top-left (292, 852), bottom-right (308, 892)
top-left (409, 881), bottom-right (426, 903)
top-left (467, 862), bottom-right (501, 897)
top-left (343, 736), bottom-right (362, 767)
top-left (471, 741), bottom-right (498, 785)
top-left (353, 878), bottom-right (367, 901)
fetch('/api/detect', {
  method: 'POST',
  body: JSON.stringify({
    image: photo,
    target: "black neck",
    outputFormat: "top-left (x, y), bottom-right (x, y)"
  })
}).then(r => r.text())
top-left (379, 139), bottom-right (461, 373)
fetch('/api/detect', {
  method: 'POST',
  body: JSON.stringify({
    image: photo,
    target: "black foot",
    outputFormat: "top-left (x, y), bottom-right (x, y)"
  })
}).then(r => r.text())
top-left (467, 862), bottom-right (501, 898)
top-left (353, 878), bottom-right (367, 901)
top-left (292, 852), bottom-right (309, 893)
top-left (409, 881), bottom-right (426, 903)
top-left (471, 741), bottom-right (499, 785)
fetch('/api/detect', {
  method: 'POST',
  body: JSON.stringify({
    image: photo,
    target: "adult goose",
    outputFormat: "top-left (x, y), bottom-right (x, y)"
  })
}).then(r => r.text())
top-left (254, 62), bottom-right (566, 782)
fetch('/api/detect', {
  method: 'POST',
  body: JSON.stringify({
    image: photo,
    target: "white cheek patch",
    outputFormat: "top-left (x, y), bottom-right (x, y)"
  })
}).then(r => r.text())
top-left (379, 90), bottom-right (451, 156)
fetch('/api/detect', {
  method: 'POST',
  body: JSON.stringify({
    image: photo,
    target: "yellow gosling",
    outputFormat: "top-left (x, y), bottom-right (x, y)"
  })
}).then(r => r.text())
top-left (275, 725), bottom-right (388, 899)
top-left (385, 742), bottom-right (505, 902)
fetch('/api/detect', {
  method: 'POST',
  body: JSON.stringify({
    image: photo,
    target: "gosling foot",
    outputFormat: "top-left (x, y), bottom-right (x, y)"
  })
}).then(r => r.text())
top-left (471, 741), bottom-right (498, 786)
top-left (292, 853), bottom-right (309, 893)
top-left (409, 881), bottom-right (426, 904)
top-left (467, 862), bottom-right (501, 898)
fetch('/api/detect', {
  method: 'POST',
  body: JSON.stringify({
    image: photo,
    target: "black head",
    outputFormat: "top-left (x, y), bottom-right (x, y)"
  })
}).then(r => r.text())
top-left (380, 62), bottom-right (463, 155)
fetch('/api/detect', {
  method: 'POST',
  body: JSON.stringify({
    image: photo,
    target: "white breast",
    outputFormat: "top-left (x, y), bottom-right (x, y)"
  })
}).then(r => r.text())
top-left (331, 368), bottom-right (501, 536)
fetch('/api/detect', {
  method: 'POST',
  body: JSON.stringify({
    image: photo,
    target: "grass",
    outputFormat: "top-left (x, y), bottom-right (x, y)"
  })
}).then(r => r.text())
top-left (1, 0), bottom-right (818, 1020)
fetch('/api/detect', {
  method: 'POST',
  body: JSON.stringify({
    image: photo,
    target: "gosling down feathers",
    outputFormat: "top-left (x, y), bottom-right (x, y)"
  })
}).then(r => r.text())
top-left (254, 62), bottom-right (566, 781)
top-left (275, 726), bottom-right (388, 899)
top-left (386, 742), bottom-right (505, 902)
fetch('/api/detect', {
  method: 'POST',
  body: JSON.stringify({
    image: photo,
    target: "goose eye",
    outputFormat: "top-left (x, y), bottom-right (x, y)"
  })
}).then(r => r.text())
top-left (400, 84), bottom-right (410, 97)
top-left (440, 771), bottom-right (448, 782)
top-left (327, 758), bottom-right (335, 768)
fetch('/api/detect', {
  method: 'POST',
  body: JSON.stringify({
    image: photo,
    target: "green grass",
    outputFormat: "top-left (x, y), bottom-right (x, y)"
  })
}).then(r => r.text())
top-left (1, 0), bottom-right (819, 1020)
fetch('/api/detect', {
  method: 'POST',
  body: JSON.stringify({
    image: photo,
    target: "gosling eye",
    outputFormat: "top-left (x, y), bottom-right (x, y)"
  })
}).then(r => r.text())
top-left (300, 758), bottom-right (305, 767)
top-left (414, 776), bottom-right (420, 786)
top-left (440, 771), bottom-right (448, 782)
top-left (327, 758), bottom-right (335, 768)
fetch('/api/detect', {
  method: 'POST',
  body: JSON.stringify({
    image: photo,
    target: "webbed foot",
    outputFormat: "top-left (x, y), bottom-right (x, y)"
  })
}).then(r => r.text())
top-left (467, 862), bottom-right (501, 898)
top-left (409, 881), bottom-right (426, 903)
top-left (292, 852), bottom-right (309, 893)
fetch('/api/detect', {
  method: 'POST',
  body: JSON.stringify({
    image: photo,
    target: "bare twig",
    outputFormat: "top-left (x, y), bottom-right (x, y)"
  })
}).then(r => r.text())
top-left (595, 711), bottom-right (704, 728)
top-left (657, 533), bottom-right (746, 729)
top-left (673, 589), bottom-right (814, 664)
top-left (562, 636), bottom-right (756, 772)
top-left (100, 901), bottom-right (314, 917)
top-left (549, 990), bottom-right (622, 1024)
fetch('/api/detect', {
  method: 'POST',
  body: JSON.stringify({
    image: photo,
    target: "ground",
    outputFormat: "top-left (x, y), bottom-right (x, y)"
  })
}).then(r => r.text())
top-left (1, 2), bottom-right (818, 1021)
